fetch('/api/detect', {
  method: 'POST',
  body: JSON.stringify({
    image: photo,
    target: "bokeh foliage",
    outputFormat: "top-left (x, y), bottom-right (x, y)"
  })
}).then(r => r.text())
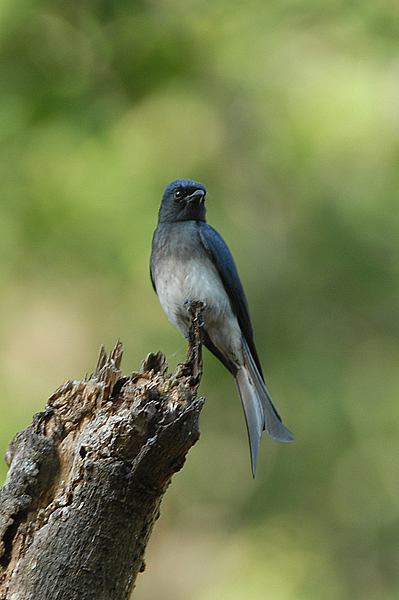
top-left (1, 0), bottom-right (399, 598)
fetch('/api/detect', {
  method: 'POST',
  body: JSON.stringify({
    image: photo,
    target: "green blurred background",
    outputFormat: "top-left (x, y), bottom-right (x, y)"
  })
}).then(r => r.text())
top-left (1, 0), bottom-right (399, 598)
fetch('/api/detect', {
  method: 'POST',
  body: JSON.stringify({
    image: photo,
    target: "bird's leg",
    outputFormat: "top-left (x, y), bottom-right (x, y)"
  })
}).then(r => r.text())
top-left (183, 300), bottom-right (206, 341)
top-left (183, 300), bottom-right (206, 384)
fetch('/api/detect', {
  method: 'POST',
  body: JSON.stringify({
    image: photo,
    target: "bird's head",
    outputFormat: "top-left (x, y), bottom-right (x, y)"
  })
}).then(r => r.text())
top-left (158, 179), bottom-right (207, 223)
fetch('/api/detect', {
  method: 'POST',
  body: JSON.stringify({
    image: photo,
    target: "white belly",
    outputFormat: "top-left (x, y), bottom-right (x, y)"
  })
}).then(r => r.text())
top-left (154, 257), bottom-right (243, 366)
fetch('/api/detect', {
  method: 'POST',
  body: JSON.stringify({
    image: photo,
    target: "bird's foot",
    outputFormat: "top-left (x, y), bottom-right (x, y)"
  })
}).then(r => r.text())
top-left (183, 300), bottom-right (206, 384)
top-left (184, 299), bottom-right (206, 326)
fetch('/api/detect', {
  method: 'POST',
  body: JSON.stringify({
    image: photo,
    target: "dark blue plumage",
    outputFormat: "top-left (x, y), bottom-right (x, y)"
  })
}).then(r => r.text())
top-left (150, 179), bottom-right (294, 476)
top-left (197, 221), bottom-right (261, 375)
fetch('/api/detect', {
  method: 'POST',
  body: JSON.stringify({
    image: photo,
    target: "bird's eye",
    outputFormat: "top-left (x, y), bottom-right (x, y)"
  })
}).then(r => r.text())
top-left (174, 189), bottom-right (183, 200)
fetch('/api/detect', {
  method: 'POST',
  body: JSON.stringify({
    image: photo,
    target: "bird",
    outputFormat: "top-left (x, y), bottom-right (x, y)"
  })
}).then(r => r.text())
top-left (150, 179), bottom-right (294, 476)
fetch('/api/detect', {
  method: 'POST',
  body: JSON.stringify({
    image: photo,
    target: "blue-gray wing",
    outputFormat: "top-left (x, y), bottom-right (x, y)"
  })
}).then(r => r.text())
top-left (197, 221), bottom-right (264, 379)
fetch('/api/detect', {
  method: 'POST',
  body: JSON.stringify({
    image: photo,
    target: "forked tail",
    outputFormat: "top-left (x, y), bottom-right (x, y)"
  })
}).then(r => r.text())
top-left (235, 338), bottom-right (294, 476)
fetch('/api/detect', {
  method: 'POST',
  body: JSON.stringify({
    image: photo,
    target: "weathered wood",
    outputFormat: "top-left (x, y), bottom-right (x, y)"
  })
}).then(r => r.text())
top-left (0, 305), bottom-right (204, 600)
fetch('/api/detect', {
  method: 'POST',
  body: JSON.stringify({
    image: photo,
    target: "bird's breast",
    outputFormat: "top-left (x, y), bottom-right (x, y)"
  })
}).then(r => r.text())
top-left (154, 256), bottom-right (232, 334)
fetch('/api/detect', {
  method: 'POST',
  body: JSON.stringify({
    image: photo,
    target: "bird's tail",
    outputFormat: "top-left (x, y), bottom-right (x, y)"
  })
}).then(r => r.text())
top-left (235, 338), bottom-right (294, 477)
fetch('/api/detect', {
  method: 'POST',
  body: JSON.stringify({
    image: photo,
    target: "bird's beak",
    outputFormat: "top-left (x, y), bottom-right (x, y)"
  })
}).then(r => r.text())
top-left (187, 189), bottom-right (206, 203)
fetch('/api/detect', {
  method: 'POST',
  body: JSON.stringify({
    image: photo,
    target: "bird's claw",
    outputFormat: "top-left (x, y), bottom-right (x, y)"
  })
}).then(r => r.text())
top-left (184, 299), bottom-right (206, 328)
top-left (182, 300), bottom-right (205, 384)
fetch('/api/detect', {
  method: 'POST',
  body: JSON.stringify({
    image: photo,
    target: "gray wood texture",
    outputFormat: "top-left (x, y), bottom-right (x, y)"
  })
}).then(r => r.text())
top-left (0, 304), bottom-right (204, 600)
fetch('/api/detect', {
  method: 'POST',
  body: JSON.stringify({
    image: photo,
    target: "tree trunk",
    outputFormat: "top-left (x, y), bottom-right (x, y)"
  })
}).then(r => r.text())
top-left (0, 302), bottom-right (205, 600)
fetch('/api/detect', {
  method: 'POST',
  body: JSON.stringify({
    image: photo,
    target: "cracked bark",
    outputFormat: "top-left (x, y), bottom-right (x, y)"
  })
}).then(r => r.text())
top-left (0, 303), bottom-right (205, 600)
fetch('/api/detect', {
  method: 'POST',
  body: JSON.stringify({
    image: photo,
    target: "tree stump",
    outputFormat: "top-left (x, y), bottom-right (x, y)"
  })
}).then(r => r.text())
top-left (0, 303), bottom-right (205, 600)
